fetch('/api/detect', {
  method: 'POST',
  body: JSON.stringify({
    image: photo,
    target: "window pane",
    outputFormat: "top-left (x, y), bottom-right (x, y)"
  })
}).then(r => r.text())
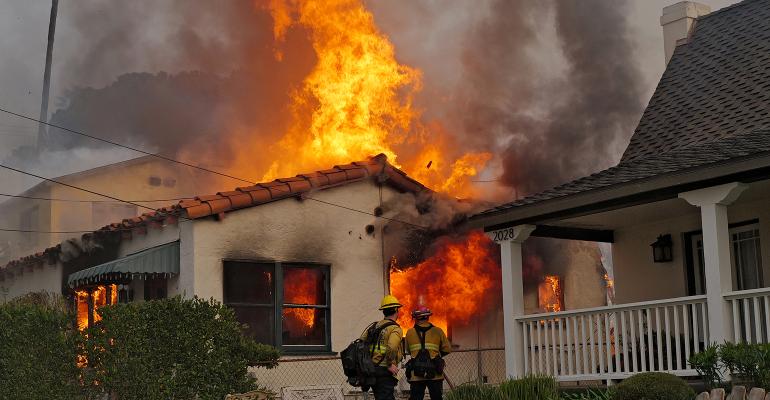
top-left (223, 262), bottom-right (274, 304)
top-left (232, 306), bottom-right (275, 345)
top-left (733, 230), bottom-right (763, 290)
top-left (282, 307), bottom-right (326, 346)
top-left (283, 266), bottom-right (326, 306)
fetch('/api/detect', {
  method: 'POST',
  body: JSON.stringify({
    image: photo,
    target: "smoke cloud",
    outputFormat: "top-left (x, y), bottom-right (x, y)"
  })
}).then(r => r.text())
top-left (469, 0), bottom-right (645, 196)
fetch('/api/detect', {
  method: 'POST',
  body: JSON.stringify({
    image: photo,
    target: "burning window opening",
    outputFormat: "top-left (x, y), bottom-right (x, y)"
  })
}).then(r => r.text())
top-left (75, 284), bottom-right (120, 331)
top-left (538, 275), bottom-right (564, 314)
top-left (282, 267), bottom-right (327, 346)
top-left (223, 261), bottom-right (330, 350)
top-left (388, 231), bottom-right (501, 338)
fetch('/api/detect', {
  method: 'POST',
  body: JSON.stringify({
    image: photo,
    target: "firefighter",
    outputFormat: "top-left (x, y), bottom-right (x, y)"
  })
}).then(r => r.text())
top-left (405, 306), bottom-right (451, 400)
top-left (361, 294), bottom-right (404, 400)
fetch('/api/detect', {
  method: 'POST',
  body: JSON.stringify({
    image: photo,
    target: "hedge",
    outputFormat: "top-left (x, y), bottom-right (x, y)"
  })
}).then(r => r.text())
top-left (81, 296), bottom-right (280, 400)
top-left (1, 293), bottom-right (279, 399)
top-left (0, 292), bottom-right (83, 400)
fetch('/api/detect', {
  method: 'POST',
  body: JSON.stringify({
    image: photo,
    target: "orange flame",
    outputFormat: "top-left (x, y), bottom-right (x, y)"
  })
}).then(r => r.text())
top-left (538, 275), bottom-right (563, 313)
top-left (283, 268), bottom-right (324, 334)
top-left (222, 0), bottom-right (491, 198)
top-left (75, 284), bottom-right (118, 331)
top-left (390, 230), bottom-right (501, 333)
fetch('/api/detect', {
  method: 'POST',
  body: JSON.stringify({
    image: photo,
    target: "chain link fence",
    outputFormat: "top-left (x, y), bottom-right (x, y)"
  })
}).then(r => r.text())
top-left (251, 348), bottom-right (505, 398)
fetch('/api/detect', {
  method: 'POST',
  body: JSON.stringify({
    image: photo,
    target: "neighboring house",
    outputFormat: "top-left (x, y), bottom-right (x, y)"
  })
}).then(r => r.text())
top-left (0, 155), bottom-right (221, 266)
top-left (0, 154), bottom-right (426, 354)
top-left (470, 0), bottom-right (770, 384)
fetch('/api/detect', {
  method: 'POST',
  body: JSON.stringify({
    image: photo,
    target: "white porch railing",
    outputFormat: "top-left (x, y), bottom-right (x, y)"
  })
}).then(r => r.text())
top-left (516, 295), bottom-right (709, 382)
top-left (725, 287), bottom-right (770, 344)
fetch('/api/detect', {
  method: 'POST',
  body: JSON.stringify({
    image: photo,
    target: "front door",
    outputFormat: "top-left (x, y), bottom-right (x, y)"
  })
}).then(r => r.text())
top-left (688, 222), bottom-right (763, 294)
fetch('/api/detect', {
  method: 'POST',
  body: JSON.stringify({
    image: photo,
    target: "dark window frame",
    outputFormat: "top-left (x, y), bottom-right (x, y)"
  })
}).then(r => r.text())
top-left (684, 219), bottom-right (761, 296)
top-left (222, 260), bottom-right (331, 354)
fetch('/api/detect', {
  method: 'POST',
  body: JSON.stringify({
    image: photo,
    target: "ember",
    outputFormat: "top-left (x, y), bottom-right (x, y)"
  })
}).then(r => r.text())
top-left (390, 230), bottom-right (500, 333)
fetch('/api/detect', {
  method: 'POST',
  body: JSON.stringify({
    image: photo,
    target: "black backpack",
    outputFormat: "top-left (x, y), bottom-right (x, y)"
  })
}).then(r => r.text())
top-left (341, 320), bottom-right (398, 387)
top-left (410, 324), bottom-right (437, 379)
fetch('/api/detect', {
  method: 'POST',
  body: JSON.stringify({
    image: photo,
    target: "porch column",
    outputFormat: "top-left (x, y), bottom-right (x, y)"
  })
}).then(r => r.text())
top-left (679, 182), bottom-right (747, 344)
top-left (491, 224), bottom-right (535, 378)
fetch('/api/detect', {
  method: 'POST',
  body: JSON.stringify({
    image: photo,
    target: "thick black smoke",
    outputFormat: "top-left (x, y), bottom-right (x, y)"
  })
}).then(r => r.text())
top-left (14, 1), bottom-right (316, 180)
top-left (456, 0), bottom-right (645, 197)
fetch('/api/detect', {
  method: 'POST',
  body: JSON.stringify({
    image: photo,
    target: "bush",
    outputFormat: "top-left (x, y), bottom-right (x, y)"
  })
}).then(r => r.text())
top-left (0, 292), bottom-right (83, 400)
top-left (561, 388), bottom-right (610, 400)
top-left (689, 344), bottom-right (723, 390)
top-left (445, 376), bottom-right (558, 400)
top-left (81, 296), bottom-right (280, 400)
top-left (500, 374), bottom-right (558, 400)
top-left (610, 372), bottom-right (694, 400)
top-left (445, 383), bottom-right (501, 400)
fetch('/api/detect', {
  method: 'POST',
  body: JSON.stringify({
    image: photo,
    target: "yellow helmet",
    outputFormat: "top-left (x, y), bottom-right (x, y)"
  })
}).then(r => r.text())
top-left (379, 294), bottom-right (402, 310)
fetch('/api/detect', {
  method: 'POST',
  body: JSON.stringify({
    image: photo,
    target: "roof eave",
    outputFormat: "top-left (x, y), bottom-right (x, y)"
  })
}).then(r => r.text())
top-left (469, 151), bottom-right (770, 232)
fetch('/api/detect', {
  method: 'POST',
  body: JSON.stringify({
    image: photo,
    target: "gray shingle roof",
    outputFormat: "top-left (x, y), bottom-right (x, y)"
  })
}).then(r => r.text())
top-left (622, 0), bottom-right (770, 162)
top-left (478, 0), bottom-right (770, 218)
top-left (479, 129), bottom-right (770, 215)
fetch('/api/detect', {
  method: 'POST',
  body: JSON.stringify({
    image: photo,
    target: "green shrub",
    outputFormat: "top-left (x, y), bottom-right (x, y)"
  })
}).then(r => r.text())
top-left (81, 296), bottom-right (280, 400)
top-left (610, 372), bottom-right (694, 400)
top-left (688, 344), bottom-right (723, 389)
top-left (561, 388), bottom-right (610, 400)
top-left (0, 292), bottom-right (83, 400)
top-left (445, 383), bottom-right (501, 400)
top-left (500, 374), bottom-right (558, 400)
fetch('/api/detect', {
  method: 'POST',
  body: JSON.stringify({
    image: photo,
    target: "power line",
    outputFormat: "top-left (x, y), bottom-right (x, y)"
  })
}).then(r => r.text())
top-left (0, 108), bottom-right (428, 230)
top-left (0, 163), bottom-right (189, 222)
top-left (0, 107), bottom-right (256, 185)
top-left (0, 192), bottom-right (193, 203)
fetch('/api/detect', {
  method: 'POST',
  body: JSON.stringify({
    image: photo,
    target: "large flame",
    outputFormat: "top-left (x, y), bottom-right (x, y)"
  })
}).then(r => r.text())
top-left (225, 0), bottom-right (491, 198)
top-left (283, 268), bottom-right (324, 335)
top-left (390, 230), bottom-right (501, 333)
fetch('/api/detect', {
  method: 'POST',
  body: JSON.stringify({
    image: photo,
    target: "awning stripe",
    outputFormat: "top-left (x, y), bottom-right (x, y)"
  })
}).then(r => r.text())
top-left (68, 241), bottom-right (180, 287)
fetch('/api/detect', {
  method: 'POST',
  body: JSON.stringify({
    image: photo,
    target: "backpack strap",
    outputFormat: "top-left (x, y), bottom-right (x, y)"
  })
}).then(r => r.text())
top-left (372, 320), bottom-right (399, 353)
top-left (415, 323), bottom-right (434, 350)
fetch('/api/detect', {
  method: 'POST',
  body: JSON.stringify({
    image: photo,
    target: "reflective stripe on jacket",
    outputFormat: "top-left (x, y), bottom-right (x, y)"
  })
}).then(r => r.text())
top-left (405, 322), bottom-right (452, 381)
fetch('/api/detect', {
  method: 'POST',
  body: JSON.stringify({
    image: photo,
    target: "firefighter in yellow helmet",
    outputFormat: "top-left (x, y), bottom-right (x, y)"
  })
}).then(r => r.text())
top-left (359, 294), bottom-right (404, 400)
top-left (404, 306), bottom-right (451, 400)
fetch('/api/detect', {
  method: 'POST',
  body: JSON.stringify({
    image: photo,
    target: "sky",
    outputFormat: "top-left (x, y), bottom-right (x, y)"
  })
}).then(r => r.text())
top-left (0, 0), bottom-right (742, 194)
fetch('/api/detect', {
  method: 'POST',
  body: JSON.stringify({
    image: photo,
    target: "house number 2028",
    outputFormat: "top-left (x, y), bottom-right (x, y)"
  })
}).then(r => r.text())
top-left (491, 228), bottom-right (516, 242)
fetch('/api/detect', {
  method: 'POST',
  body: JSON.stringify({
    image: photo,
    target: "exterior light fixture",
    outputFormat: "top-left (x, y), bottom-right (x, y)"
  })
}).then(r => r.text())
top-left (651, 234), bottom-right (673, 263)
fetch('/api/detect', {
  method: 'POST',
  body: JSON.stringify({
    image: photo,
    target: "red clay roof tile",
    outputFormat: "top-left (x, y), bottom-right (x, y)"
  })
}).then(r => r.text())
top-left (2, 154), bottom-right (428, 271)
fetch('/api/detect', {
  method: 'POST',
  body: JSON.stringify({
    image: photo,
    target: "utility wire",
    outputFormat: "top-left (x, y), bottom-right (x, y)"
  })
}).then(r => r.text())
top-left (0, 163), bottom-right (190, 223)
top-left (0, 192), bottom-right (193, 203)
top-left (0, 108), bottom-right (429, 229)
top-left (0, 107), bottom-right (256, 185)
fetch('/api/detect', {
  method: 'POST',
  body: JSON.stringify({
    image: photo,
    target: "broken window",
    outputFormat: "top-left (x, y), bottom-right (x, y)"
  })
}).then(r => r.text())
top-left (75, 284), bottom-right (124, 331)
top-left (223, 261), bottom-right (330, 353)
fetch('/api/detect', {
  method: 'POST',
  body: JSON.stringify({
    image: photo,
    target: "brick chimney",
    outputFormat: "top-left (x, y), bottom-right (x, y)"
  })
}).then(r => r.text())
top-left (660, 1), bottom-right (711, 65)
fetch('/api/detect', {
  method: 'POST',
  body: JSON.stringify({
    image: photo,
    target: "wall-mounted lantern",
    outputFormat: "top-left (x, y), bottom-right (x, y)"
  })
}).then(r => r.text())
top-left (651, 234), bottom-right (673, 263)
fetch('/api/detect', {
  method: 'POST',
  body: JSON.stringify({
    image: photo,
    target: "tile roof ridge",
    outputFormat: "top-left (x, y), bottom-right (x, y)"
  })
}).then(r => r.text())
top-left (0, 154), bottom-right (428, 273)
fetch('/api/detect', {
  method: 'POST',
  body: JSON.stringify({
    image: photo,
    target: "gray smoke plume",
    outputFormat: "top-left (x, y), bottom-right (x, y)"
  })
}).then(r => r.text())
top-left (469, 0), bottom-right (645, 196)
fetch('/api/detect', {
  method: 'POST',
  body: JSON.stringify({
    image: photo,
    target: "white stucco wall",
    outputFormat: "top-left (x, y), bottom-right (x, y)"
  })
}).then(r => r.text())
top-left (182, 180), bottom-right (402, 352)
top-left (0, 262), bottom-right (62, 301)
top-left (613, 193), bottom-right (770, 304)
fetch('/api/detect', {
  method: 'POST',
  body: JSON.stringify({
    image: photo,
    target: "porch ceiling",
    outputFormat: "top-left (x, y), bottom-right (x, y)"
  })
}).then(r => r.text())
top-left (548, 178), bottom-right (770, 231)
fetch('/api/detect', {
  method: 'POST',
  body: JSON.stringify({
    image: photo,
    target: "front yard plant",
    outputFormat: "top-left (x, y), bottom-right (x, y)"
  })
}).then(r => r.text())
top-left (609, 372), bottom-right (694, 400)
top-left (81, 296), bottom-right (280, 400)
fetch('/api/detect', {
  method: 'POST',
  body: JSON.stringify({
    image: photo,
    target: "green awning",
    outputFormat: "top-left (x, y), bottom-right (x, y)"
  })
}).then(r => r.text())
top-left (68, 241), bottom-right (180, 287)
